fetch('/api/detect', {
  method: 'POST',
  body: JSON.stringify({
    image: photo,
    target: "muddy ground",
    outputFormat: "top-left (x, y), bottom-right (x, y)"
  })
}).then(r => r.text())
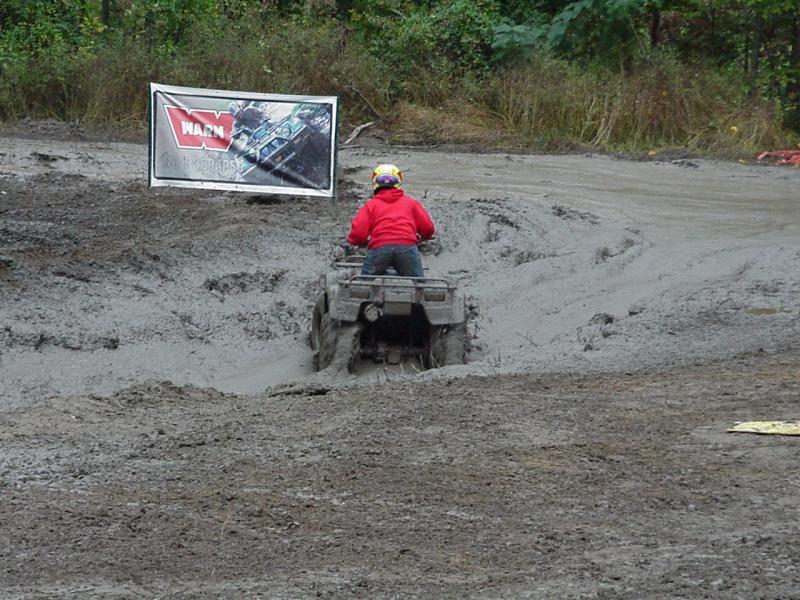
top-left (1, 122), bottom-right (799, 598)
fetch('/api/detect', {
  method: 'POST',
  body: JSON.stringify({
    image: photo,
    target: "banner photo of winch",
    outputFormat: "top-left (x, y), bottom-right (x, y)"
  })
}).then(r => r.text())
top-left (149, 83), bottom-right (337, 197)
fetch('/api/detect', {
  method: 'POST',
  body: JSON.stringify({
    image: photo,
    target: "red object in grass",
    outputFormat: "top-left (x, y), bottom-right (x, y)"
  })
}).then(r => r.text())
top-left (757, 150), bottom-right (800, 165)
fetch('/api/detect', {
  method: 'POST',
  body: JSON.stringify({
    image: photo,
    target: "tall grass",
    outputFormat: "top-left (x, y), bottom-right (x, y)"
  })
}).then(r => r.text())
top-left (480, 54), bottom-right (796, 154)
top-left (1, 17), bottom-right (388, 130)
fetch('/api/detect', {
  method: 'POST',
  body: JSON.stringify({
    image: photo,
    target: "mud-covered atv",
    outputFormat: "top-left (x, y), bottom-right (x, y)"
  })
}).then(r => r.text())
top-left (310, 255), bottom-right (467, 373)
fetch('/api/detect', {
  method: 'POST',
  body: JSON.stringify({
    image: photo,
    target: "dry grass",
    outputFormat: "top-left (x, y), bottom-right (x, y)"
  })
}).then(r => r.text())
top-left (477, 55), bottom-right (798, 154)
top-left (389, 101), bottom-right (523, 148)
top-left (379, 55), bottom-right (799, 156)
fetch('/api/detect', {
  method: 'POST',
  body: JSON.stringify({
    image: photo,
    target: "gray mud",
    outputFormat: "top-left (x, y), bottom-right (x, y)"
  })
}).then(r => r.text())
top-left (1, 125), bottom-right (799, 597)
top-left (2, 135), bottom-right (799, 404)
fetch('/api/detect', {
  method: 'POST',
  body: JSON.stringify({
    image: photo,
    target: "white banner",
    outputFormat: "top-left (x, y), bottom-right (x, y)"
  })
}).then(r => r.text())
top-left (149, 83), bottom-right (338, 197)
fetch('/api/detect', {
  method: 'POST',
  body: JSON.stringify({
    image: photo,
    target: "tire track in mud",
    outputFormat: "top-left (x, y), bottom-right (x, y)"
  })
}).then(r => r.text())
top-left (422, 192), bottom-right (647, 367)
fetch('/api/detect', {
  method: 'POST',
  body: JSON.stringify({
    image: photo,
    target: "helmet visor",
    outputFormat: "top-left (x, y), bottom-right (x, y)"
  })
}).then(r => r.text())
top-left (374, 174), bottom-right (401, 188)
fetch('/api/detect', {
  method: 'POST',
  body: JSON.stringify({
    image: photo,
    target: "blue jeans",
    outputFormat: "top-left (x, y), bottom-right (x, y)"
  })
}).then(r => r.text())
top-left (361, 244), bottom-right (424, 278)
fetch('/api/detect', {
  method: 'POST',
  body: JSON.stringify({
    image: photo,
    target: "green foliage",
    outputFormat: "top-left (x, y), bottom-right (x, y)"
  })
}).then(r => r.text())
top-left (350, 0), bottom-right (501, 87)
top-left (429, 0), bottom-right (501, 72)
top-left (490, 0), bottom-right (800, 132)
top-left (548, 1), bottom-right (651, 55)
top-left (652, 1), bottom-right (800, 129)
top-left (0, 0), bottom-right (798, 146)
top-left (491, 23), bottom-right (547, 64)
top-left (118, 0), bottom-right (223, 55)
top-left (0, 0), bottom-right (89, 51)
top-left (492, 1), bottom-right (665, 73)
top-left (0, 0), bottom-right (102, 119)
top-left (494, 0), bottom-right (555, 23)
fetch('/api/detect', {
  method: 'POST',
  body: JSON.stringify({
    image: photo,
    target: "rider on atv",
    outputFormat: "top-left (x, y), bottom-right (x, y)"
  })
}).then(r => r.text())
top-left (346, 164), bottom-right (435, 278)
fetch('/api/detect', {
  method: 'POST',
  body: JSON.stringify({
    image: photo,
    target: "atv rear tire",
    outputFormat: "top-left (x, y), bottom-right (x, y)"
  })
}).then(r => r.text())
top-left (315, 313), bottom-right (362, 373)
top-left (331, 323), bottom-right (362, 374)
top-left (315, 313), bottom-right (337, 371)
top-left (310, 296), bottom-right (325, 353)
top-left (429, 323), bottom-right (467, 368)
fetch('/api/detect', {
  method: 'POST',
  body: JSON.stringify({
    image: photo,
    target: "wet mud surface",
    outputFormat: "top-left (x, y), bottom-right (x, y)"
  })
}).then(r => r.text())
top-left (1, 123), bottom-right (799, 597)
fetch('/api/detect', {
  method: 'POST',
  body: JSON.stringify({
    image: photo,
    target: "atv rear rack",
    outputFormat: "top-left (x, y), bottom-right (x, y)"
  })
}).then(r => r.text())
top-left (346, 274), bottom-right (456, 290)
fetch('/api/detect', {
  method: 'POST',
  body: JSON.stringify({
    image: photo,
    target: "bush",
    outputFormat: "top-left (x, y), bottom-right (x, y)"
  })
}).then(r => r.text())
top-left (350, 0), bottom-right (500, 91)
top-left (0, 0), bottom-right (101, 119)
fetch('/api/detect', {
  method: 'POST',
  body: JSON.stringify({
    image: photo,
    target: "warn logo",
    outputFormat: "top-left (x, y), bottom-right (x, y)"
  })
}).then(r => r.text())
top-left (164, 106), bottom-right (235, 152)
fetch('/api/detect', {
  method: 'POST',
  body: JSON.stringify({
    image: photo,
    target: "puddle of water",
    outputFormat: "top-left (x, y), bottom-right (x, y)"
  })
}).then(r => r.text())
top-left (747, 307), bottom-right (793, 316)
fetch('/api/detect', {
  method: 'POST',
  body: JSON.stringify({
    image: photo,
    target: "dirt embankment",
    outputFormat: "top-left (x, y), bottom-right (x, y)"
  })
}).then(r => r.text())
top-left (1, 124), bottom-right (799, 597)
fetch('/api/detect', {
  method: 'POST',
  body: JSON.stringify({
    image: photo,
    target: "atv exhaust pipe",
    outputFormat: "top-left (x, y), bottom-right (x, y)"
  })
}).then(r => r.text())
top-left (363, 303), bottom-right (382, 323)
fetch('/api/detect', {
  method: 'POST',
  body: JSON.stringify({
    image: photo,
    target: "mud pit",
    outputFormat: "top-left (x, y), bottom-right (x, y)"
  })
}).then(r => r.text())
top-left (1, 125), bottom-right (800, 597)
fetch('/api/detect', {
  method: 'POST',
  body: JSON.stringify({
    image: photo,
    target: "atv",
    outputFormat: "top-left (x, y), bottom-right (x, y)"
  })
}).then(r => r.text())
top-left (310, 254), bottom-right (467, 373)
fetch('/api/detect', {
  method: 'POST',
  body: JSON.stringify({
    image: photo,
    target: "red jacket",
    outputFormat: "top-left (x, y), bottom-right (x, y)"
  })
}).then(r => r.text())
top-left (347, 188), bottom-right (435, 249)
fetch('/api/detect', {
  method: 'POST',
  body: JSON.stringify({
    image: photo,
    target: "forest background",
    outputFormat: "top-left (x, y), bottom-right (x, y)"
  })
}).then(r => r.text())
top-left (1, 0), bottom-right (799, 155)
